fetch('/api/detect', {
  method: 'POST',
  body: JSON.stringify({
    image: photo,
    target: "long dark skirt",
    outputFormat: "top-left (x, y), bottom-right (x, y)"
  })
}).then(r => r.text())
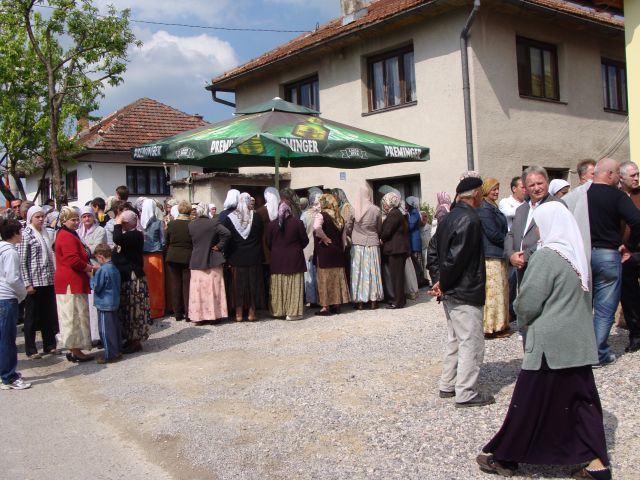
top-left (483, 360), bottom-right (609, 466)
top-left (229, 265), bottom-right (265, 309)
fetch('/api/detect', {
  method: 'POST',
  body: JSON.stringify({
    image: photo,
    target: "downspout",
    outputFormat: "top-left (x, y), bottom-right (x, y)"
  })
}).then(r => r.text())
top-left (209, 87), bottom-right (236, 108)
top-left (460, 0), bottom-right (480, 171)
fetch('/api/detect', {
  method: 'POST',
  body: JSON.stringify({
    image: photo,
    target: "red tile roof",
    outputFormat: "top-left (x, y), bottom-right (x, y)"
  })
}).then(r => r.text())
top-left (77, 97), bottom-right (209, 151)
top-left (210, 0), bottom-right (624, 88)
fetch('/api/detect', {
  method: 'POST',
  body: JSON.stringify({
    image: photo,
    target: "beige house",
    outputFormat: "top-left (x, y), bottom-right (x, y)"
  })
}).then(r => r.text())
top-left (207, 0), bottom-right (628, 207)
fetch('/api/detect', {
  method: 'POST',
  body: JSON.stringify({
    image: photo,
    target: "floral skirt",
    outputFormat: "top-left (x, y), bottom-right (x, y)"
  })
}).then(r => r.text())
top-left (188, 267), bottom-right (227, 322)
top-left (350, 245), bottom-right (384, 303)
top-left (316, 267), bottom-right (351, 306)
top-left (483, 258), bottom-right (510, 334)
top-left (119, 273), bottom-right (151, 343)
top-left (56, 289), bottom-right (91, 350)
top-left (270, 273), bottom-right (304, 317)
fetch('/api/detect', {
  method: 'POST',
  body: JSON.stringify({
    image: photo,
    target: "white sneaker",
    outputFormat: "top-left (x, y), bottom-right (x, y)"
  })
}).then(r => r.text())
top-left (286, 315), bottom-right (304, 321)
top-left (1, 378), bottom-right (32, 390)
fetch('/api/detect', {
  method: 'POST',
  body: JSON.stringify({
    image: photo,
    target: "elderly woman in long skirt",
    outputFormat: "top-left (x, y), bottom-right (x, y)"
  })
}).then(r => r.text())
top-left (345, 185), bottom-right (383, 310)
top-left (188, 204), bottom-right (230, 323)
top-left (223, 192), bottom-right (265, 322)
top-left (380, 192), bottom-right (410, 309)
top-left (267, 201), bottom-right (309, 320)
top-left (141, 198), bottom-right (166, 319)
top-left (313, 193), bottom-right (351, 315)
top-left (54, 207), bottom-right (95, 362)
top-left (112, 209), bottom-right (150, 354)
top-left (477, 202), bottom-right (610, 479)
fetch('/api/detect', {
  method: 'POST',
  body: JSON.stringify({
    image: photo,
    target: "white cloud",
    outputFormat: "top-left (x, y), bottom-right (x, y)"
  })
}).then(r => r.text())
top-left (94, 0), bottom-right (234, 26)
top-left (98, 30), bottom-right (239, 118)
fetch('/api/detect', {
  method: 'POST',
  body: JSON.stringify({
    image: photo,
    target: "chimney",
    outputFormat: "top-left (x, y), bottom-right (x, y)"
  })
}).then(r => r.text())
top-left (194, 113), bottom-right (203, 120)
top-left (341, 0), bottom-right (369, 16)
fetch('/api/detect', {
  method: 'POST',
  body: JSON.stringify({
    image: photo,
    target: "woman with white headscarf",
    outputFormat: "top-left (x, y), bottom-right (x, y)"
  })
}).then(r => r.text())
top-left (113, 208), bottom-right (150, 354)
top-left (345, 185), bottom-right (383, 309)
top-left (18, 206), bottom-right (59, 358)
top-left (301, 188), bottom-right (322, 305)
top-left (478, 202), bottom-right (609, 479)
top-left (255, 187), bottom-right (280, 290)
top-left (549, 178), bottom-right (571, 199)
top-left (223, 192), bottom-right (265, 321)
top-left (380, 192), bottom-right (409, 309)
top-left (141, 198), bottom-right (165, 319)
top-left (78, 205), bottom-right (107, 344)
top-left (219, 189), bottom-right (240, 225)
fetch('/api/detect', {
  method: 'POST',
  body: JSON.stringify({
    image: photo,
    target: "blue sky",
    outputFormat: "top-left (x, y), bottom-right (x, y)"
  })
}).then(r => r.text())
top-left (92, 0), bottom-right (341, 123)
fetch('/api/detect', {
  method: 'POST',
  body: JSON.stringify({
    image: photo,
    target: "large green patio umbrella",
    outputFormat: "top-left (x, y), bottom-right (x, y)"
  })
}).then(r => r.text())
top-left (131, 97), bottom-right (429, 189)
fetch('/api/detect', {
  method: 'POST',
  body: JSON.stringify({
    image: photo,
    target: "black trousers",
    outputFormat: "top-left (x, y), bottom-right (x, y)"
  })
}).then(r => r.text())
top-left (620, 252), bottom-right (640, 339)
top-left (24, 285), bottom-right (59, 355)
top-left (387, 254), bottom-right (406, 308)
top-left (166, 262), bottom-right (190, 319)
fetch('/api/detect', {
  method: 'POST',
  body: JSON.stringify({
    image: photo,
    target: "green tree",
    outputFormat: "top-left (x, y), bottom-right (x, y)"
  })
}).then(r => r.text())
top-left (0, 0), bottom-right (140, 205)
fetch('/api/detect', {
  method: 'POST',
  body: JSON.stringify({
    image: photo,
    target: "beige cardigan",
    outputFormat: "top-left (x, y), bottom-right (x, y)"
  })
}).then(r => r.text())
top-left (345, 205), bottom-right (382, 247)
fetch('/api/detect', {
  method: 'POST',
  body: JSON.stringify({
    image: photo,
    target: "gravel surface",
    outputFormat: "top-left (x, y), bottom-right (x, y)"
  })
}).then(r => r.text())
top-left (3, 294), bottom-right (639, 479)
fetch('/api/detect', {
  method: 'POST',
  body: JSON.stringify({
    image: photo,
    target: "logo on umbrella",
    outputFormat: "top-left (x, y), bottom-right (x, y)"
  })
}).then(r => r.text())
top-left (340, 148), bottom-right (368, 159)
top-left (175, 146), bottom-right (196, 159)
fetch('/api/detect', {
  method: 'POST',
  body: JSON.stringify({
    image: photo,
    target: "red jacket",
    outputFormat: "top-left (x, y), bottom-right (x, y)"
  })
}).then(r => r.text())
top-left (54, 227), bottom-right (90, 294)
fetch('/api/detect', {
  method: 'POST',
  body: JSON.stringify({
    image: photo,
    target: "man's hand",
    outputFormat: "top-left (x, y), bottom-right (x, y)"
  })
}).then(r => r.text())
top-left (510, 251), bottom-right (525, 269)
top-left (428, 281), bottom-right (442, 297)
top-left (26, 286), bottom-right (36, 295)
top-left (620, 245), bottom-right (632, 263)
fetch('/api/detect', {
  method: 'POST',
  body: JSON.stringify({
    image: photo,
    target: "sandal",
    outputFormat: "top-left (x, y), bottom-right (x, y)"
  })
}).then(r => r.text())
top-left (476, 453), bottom-right (517, 477)
top-left (572, 467), bottom-right (611, 480)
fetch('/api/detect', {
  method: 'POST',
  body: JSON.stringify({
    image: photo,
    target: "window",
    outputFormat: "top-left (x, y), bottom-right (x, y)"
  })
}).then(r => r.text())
top-left (126, 166), bottom-right (170, 196)
top-left (601, 59), bottom-right (627, 113)
top-left (516, 37), bottom-right (559, 101)
top-left (39, 177), bottom-right (51, 201)
top-left (65, 170), bottom-right (77, 200)
top-left (285, 76), bottom-right (319, 111)
top-left (367, 46), bottom-right (416, 112)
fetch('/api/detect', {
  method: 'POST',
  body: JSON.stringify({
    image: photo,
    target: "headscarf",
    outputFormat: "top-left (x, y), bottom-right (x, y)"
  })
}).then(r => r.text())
top-left (59, 206), bottom-right (79, 224)
top-left (549, 179), bottom-right (570, 197)
top-left (332, 188), bottom-right (349, 207)
top-left (140, 198), bottom-right (157, 229)
top-left (195, 203), bottom-right (207, 218)
top-left (278, 200), bottom-right (292, 230)
top-left (533, 202), bottom-right (589, 292)
top-left (229, 192), bottom-right (253, 239)
top-left (42, 205), bottom-right (52, 215)
top-left (280, 187), bottom-right (301, 218)
top-left (434, 192), bottom-right (451, 222)
top-left (406, 196), bottom-right (420, 210)
top-left (308, 187), bottom-right (323, 209)
top-left (223, 189), bottom-right (240, 210)
top-left (78, 206), bottom-right (97, 239)
top-left (208, 203), bottom-right (216, 218)
top-left (481, 178), bottom-right (500, 205)
top-left (120, 210), bottom-right (138, 232)
top-left (381, 192), bottom-right (401, 214)
top-left (27, 205), bottom-right (54, 267)
top-left (299, 197), bottom-right (309, 211)
top-left (264, 187), bottom-right (280, 221)
top-left (105, 196), bottom-right (117, 213)
top-left (319, 193), bottom-right (344, 229)
top-left (353, 185), bottom-right (374, 222)
top-left (170, 205), bottom-right (180, 220)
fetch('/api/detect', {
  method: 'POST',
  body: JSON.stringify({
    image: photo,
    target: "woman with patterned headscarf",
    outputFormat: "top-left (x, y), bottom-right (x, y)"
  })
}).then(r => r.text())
top-left (313, 193), bottom-right (351, 315)
top-left (113, 208), bottom-right (150, 354)
top-left (54, 207), bottom-right (95, 362)
top-left (380, 192), bottom-right (410, 309)
top-left (477, 177), bottom-right (510, 337)
top-left (345, 185), bottom-right (384, 309)
top-left (279, 187), bottom-right (302, 218)
top-left (223, 192), bottom-right (265, 321)
top-left (267, 200), bottom-right (309, 320)
top-left (141, 198), bottom-right (166, 319)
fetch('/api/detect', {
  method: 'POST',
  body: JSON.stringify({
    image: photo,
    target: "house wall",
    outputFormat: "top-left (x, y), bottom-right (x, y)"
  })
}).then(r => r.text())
top-left (232, 9), bottom-right (470, 209)
top-left (626, 1), bottom-right (639, 163)
top-left (471, 9), bottom-right (629, 191)
top-left (173, 176), bottom-right (290, 207)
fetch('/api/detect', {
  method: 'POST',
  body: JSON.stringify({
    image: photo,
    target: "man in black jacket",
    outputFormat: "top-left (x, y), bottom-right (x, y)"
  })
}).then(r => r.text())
top-left (428, 176), bottom-right (494, 408)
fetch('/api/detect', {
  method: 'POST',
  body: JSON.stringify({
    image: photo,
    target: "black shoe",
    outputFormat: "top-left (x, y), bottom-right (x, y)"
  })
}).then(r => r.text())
top-left (66, 353), bottom-right (78, 363)
top-left (439, 390), bottom-right (455, 398)
top-left (386, 304), bottom-right (401, 309)
top-left (316, 309), bottom-right (332, 316)
top-left (625, 337), bottom-right (640, 353)
top-left (456, 393), bottom-right (495, 408)
top-left (476, 453), bottom-right (517, 476)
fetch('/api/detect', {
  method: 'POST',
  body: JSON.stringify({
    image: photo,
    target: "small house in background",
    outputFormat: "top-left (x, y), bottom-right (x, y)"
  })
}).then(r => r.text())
top-left (24, 97), bottom-right (208, 207)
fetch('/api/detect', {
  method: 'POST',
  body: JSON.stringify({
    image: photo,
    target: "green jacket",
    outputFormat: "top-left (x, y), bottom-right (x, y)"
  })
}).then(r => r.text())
top-left (515, 248), bottom-right (598, 370)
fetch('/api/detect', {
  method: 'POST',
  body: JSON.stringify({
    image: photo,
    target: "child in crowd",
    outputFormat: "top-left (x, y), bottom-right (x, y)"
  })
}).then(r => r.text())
top-left (0, 218), bottom-right (30, 390)
top-left (91, 243), bottom-right (122, 364)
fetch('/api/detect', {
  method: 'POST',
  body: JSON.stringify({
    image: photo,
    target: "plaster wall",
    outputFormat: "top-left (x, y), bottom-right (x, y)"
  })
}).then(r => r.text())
top-left (626, 1), bottom-right (639, 163)
top-left (471, 9), bottom-right (629, 192)
top-left (173, 176), bottom-right (289, 207)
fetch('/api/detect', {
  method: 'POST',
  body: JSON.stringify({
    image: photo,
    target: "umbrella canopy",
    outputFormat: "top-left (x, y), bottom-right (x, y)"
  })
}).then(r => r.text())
top-left (131, 97), bottom-right (429, 187)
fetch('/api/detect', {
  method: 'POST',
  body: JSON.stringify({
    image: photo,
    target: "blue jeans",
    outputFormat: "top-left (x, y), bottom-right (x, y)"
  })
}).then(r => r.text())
top-left (0, 299), bottom-right (19, 385)
top-left (591, 248), bottom-right (622, 363)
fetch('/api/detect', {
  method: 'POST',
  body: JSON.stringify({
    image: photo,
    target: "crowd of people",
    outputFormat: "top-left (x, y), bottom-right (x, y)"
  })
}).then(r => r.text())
top-left (1, 157), bottom-right (639, 479)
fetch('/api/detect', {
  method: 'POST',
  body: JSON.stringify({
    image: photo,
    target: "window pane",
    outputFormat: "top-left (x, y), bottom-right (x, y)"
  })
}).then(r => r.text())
top-left (516, 42), bottom-right (529, 95)
top-left (149, 168), bottom-right (160, 195)
top-left (620, 68), bottom-right (627, 111)
top-left (608, 65), bottom-right (619, 110)
top-left (543, 50), bottom-right (556, 99)
top-left (601, 64), bottom-right (609, 108)
top-left (372, 61), bottom-right (384, 110)
top-left (530, 47), bottom-right (543, 97)
top-left (403, 51), bottom-right (416, 102)
top-left (311, 79), bottom-right (319, 111)
top-left (126, 167), bottom-right (136, 193)
top-left (386, 56), bottom-right (400, 106)
top-left (300, 83), bottom-right (312, 108)
top-left (288, 87), bottom-right (298, 105)
top-left (137, 169), bottom-right (147, 195)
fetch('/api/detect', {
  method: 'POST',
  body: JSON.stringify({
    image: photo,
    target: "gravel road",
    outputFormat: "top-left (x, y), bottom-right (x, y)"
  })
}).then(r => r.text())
top-left (3, 294), bottom-right (638, 480)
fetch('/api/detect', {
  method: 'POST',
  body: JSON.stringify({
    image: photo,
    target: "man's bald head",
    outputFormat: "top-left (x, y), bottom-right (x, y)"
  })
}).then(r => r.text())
top-left (594, 158), bottom-right (620, 187)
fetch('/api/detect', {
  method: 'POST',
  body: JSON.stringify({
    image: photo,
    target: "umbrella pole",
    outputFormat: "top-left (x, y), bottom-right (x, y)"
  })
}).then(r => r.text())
top-left (274, 149), bottom-right (280, 191)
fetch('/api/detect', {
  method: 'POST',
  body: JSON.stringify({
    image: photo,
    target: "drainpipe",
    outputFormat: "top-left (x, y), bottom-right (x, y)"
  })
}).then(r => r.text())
top-left (460, 0), bottom-right (480, 171)
top-left (209, 88), bottom-right (236, 108)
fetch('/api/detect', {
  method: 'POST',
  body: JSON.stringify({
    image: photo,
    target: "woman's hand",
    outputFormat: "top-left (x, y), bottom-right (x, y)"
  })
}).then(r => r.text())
top-left (321, 238), bottom-right (332, 246)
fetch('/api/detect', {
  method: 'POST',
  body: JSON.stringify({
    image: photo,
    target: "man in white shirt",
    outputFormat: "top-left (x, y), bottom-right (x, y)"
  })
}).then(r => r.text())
top-left (498, 176), bottom-right (526, 231)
